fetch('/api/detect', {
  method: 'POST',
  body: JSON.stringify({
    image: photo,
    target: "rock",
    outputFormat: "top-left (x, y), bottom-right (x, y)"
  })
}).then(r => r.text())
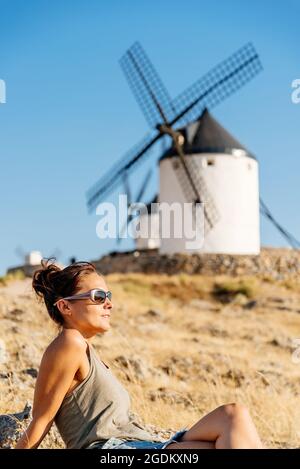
top-left (268, 337), bottom-right (294, 352)
top-left (114, 355), bottom-right (151, 381)
top-left (148, 387), bottom-right (194, 406)
top-left (0, 403), bottom-right (31, 448)
top-left (8, 308), bottom-right (24, 321)
top-left (268, 297), bottom-right (286, 304)
top-left (189, 299), bottom-right (217, 311)
top-left (16, 343), bottom-right (40, 368)
top-left (231, 293), bottom-right (249, 306)
top-left (222, 369), bottom-right (246, 387)
top-left (0, 371), bottom-right (13, 380)
top-left (0, 339), bottom-right (7, 365)
top-left (93, 247), bottom-right (300, 278)
top-left (145, 309), bottom-right (163, 318)
top-left (23, 368), bottom-right (38, 378)
top-left (160, 356), bottom-right (194, 378)
top-left (243, 300), bottom-right (259, 309)
top-left (205, 325), bottom-right (229, 338)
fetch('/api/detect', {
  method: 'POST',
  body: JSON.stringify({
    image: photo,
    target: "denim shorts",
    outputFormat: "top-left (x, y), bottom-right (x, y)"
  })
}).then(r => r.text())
top-left (94, 428), bottom-right (188, 449)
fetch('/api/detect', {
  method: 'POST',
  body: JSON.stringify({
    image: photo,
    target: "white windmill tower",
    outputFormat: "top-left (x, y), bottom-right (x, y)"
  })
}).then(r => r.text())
top-left (159, 109), bottom-right (260, 254)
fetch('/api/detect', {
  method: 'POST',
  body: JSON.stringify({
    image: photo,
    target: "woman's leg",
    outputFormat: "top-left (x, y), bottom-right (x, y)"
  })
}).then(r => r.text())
top-left (165, 440), bottom-right (215, 449)
top-left (165, 403), bottom-right (263, 449)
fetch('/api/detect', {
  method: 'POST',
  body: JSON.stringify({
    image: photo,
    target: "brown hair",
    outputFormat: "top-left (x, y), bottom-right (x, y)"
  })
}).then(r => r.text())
top-left (32, 258), bottom-right (97, 325)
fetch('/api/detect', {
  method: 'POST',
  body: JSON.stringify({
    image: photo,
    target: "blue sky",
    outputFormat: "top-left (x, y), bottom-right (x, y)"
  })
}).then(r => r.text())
top-left (0, 0), bottom-right (299, 274)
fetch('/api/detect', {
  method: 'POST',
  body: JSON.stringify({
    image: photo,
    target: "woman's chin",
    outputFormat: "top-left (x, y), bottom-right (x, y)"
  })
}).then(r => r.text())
top-left (96, 322), bottom-right (111, 333)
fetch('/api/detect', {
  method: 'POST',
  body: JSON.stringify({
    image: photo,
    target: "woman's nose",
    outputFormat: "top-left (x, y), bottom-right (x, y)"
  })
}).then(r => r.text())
top-left (103, 299), bottom-right (113, 309)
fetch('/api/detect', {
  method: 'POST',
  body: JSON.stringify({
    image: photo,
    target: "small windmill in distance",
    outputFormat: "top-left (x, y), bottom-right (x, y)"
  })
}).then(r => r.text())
top-left (15, 247), bottom-right (43, 267)
top-left (116, 167), bottom-right (159, 250)
top-left (6, 247), bottom-right (63, 277)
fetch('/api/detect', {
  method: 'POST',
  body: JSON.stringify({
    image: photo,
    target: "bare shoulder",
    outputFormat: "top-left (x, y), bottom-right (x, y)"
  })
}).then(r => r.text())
top-left (42, 329), bottom-right (87, 367)
top-left (32, 330), bottom-right (90, 423)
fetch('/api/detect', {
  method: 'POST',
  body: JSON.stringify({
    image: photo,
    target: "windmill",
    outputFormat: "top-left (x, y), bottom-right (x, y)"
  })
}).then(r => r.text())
top-left (88, 43), bottom-right (300, 253)
top-left (87, 42), bottom-right (262, 252)
top-left (117, 167), bottom-right (154, 246)
top-left (15, 247), bottom-right (43, 266)
top-left (131, 193), bottom-right (160, 251)
top-left (15, 246), bottom-right (62, 266)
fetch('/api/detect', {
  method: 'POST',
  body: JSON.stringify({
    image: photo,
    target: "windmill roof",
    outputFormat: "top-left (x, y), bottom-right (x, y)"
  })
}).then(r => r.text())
top-left (159, 109), bottom-right (256, 161)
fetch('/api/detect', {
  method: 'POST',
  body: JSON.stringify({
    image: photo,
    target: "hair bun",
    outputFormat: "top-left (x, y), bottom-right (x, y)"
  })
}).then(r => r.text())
top-left (32, 258), bottom-right (61, 300)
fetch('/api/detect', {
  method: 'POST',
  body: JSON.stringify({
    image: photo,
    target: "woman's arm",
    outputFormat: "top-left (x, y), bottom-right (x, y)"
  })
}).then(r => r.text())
top-left (15, 333), bottom-right (86, 449)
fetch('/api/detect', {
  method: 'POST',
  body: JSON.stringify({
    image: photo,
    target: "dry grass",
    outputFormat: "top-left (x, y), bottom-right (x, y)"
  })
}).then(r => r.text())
top-left (1, 272), bottom-right (300, 448)
top-left (0, 269), bottom-right (25, 286)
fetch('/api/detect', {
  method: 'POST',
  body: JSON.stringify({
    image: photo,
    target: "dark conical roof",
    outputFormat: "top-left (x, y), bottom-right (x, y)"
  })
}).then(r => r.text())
top-left (159, 108), bottom-right (255, 161)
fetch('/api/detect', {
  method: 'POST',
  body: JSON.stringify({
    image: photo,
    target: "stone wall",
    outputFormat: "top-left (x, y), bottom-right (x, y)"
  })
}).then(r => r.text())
top-left (92, 247), bottom-right (300, 279)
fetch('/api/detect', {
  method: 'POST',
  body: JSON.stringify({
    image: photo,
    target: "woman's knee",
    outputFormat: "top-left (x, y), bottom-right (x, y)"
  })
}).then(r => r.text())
top-left (219, 403), bottom-right (252, 424)
top-left (218, 403), bottom-right (263, 448)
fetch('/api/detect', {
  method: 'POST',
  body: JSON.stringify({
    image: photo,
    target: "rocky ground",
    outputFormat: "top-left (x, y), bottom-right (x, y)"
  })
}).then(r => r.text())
top-left (1, 271), bottom-right (300, 448)
top-left (94, 247), bottom-right (300, 279)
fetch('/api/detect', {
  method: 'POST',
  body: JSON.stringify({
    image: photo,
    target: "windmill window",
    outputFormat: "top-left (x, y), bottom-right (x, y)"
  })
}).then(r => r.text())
top-left (207, 159), bottom-right (215, 166)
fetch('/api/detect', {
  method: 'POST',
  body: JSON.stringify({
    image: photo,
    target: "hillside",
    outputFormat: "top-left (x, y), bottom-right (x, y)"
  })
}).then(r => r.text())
top-left (0, 271), bottom-right (300, 448)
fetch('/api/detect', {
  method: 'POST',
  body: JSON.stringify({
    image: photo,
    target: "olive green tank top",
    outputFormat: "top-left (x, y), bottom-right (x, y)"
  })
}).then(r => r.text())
top-left (54, 342), bottom-right (164, 449)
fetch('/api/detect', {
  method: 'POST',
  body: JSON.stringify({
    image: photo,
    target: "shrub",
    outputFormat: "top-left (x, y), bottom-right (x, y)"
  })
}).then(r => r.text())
top-left (212, 278), bottom-right (257, 303)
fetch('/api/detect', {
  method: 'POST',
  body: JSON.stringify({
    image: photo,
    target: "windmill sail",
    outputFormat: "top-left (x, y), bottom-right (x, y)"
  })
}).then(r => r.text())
top-left (260, 198), bottom-right (300, 249)
top-left (120, 42), bottom-right (176, 127)
top-left (87, 131), bottom-right (158, 211)
top-left (171, 42), bottom-right (262, 128)
top-left (117, 168), bottom-right (153, 245)
top-left (87, 42), bottom-right (262, 217)
top-left (172, 155), bottom-right (220, 231)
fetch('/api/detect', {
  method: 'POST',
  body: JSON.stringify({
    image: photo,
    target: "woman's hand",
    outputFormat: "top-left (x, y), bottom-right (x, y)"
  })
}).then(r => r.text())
top-left (15, 417), bottom-right (54, 449)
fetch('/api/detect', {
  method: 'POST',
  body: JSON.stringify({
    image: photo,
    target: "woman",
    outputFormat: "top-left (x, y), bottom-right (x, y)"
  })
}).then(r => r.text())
top-left (16, 260), bottom-right (263, 449)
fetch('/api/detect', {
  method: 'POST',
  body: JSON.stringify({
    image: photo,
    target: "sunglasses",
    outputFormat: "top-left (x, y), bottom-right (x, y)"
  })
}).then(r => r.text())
top-left (53, 289), bottom-right (112, 306)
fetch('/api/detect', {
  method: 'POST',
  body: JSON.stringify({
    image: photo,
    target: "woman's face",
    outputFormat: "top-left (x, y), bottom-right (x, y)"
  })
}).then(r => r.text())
top-left (62, 272), bottom-right (113, 337)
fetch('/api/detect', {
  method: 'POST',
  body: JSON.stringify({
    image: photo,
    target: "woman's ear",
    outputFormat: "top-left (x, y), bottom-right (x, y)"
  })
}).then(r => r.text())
top-left (56, 299), bottom-right (72, 316)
